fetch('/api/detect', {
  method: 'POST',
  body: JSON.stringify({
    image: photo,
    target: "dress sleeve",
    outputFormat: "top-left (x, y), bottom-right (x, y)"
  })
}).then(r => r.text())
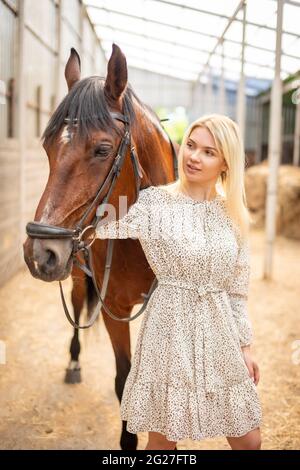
top-left (226, 236), bottom-right (254, 348)
top-left (95, 188), bottom-right (150, 240)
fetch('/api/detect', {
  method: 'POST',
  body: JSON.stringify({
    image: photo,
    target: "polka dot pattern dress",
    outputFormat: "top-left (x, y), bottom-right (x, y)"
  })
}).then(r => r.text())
top-left (96, 185), bottom-right (263, 442)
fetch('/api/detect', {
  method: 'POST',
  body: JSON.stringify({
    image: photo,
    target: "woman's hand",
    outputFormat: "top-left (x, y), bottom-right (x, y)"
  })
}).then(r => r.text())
top-left (241, 346), bottom-right (260, 385)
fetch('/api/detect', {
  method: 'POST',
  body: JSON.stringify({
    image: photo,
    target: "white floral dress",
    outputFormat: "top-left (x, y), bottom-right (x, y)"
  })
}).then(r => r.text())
top-left (96, 185), bottom-right (263, 442)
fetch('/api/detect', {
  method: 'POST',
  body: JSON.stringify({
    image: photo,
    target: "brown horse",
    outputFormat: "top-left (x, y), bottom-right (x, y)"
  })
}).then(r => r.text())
top-left (23, 44), bottom-right (178, 450)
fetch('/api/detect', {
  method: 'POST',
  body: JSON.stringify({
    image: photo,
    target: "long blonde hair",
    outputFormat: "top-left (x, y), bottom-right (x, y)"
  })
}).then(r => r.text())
top-left (177, 113), bottom-right (251, 239)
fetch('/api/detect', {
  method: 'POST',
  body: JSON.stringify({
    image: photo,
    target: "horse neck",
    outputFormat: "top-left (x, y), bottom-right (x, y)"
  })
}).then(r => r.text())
top-left (130, 103), bottom-right (175, 186)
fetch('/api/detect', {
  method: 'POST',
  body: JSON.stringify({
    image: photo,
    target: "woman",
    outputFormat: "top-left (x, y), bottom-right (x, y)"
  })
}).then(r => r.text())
top-left (96, 114), bottom-right (263, 450)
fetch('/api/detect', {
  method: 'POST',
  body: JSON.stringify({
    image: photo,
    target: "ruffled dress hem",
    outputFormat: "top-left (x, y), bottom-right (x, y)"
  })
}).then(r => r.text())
top-left (120, 376), bottom-right (263, 442)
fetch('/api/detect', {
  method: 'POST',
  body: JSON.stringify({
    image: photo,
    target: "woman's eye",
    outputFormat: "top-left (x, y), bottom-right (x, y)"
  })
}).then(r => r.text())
top-left (186, 142), bottom-right (192, 148)
top-left (94, 146), bottom-right (112, 158)
top-left (206, 150), bottom-right (214, 156)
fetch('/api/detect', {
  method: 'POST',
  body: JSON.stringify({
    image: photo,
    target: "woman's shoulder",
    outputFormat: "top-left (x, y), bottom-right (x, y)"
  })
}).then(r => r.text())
top-left (139, 184), bottom-right (176, 202)
top-left (135, 186), bottom-right (157, 208)
top-left (140, 183), bottom-right (177, 195)
top-left (138, 185), bottom-right (155, 201)
top-left (155, 182), bottom-right (179, 194)
top-left (141, 184), bottom-right (228, 208)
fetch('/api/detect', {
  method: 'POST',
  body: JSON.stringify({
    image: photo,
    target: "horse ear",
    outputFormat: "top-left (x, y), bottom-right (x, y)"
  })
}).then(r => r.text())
top-left (104, 43), bottom-right (128, 102)
top-left (65, 48), bottom-right (81, 91)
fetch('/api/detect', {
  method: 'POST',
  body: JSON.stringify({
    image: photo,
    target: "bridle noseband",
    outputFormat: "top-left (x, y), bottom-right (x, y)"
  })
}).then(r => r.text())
top-left (26, 111), bottom-right (177, 328)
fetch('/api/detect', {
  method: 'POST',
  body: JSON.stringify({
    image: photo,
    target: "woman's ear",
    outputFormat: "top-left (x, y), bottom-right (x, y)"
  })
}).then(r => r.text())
top-left (222, 162), bottom-right (228, 172)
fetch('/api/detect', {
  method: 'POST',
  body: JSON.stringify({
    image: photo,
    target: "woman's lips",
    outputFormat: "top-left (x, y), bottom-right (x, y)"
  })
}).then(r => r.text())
top-left (186, 163), bottom-right (201, 172)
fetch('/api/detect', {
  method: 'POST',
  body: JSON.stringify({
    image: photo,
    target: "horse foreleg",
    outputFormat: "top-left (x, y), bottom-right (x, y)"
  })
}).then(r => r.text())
top-left (64, 269), bottom-right (86, 384)
top-left (102, 307), bottom-right (138, 451)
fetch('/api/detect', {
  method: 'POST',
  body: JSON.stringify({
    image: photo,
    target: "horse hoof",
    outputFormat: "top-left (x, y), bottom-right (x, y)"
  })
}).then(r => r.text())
top-left (64, 367), bottom-right (82, 384)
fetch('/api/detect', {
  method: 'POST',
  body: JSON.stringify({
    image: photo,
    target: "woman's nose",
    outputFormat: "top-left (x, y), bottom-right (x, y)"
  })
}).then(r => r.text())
top-left (190, 149), bottom-right (202, 161)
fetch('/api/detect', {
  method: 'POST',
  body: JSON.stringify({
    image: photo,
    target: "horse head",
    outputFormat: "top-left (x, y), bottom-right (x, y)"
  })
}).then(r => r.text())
top-left (23, 44), bottom-right (175, 282)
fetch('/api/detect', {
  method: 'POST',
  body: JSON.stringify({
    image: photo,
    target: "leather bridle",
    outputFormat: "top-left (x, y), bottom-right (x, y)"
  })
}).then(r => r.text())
top-left (26, 111), bottom-right (178, 329)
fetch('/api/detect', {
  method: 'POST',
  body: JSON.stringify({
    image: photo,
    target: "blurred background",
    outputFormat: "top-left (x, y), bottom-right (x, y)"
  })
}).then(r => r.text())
top-left (0, 0), bottom-right (299, 450)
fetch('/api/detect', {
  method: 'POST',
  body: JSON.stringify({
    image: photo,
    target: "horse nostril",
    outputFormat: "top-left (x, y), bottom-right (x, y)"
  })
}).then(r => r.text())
top-left (46, 249), bottom-right (57, 268)
top-left (40, 249), bottom-right (58, 274)
top-left (30, 238), bottom-right (73, 280)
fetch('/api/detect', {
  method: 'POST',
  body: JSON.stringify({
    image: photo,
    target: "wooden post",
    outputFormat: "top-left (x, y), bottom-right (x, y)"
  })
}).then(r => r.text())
top-left (263, 0), bottom-right (284, 280)
top-left (219, 40), bottom-right (226, 115)
top-left (236, 0), bottom-right (246, 139)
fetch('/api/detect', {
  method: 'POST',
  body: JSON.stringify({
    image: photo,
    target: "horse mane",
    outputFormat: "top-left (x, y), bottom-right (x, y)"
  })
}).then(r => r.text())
top-left (42, 76), bottom-right (159, 143)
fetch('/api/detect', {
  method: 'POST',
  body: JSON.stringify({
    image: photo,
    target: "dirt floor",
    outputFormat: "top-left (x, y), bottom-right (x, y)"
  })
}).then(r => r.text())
top-left (0, 227), bottom-right (299, 450)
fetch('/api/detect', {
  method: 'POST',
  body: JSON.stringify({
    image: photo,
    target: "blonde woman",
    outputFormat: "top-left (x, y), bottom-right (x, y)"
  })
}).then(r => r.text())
top-left (96, 114), bottom-right (263, 450)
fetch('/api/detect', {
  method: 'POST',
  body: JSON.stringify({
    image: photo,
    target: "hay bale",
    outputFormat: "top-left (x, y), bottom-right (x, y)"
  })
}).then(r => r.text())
top-left (245, 162), bottom-right (268, 211)
top-left (278, 166), bottom-right (300, 239)
top-left (245, 163), bottom-right (300, 239)
top-left (245, 160), bottom-right (268, 229)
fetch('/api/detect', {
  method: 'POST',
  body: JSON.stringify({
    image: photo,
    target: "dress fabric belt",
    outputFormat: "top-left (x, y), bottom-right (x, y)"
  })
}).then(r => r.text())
top-left (156, 276), bottom-right (250, 395)
top-left (158, 277), bottom-right (225, 297)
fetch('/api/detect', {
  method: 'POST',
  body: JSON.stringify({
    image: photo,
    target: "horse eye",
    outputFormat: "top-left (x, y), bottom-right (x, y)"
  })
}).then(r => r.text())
top-left (94, 146), bottom-right (112, 159)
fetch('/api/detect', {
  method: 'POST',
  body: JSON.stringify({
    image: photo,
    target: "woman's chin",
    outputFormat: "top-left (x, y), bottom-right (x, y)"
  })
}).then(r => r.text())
top-left (184, 170), bottom-right (202, 181)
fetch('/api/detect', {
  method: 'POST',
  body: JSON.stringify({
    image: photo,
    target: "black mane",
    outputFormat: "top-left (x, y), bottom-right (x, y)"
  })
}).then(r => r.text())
top-left (42, 76), bottom-right (153, 142)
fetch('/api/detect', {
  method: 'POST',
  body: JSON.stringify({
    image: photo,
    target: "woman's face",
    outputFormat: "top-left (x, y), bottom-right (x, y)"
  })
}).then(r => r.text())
top-left (182, 126), bottom-right (227, 184)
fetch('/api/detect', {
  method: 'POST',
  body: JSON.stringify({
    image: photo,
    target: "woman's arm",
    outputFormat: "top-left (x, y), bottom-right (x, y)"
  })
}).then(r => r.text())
top-left (226, 236), bottom-right (260, 385)
top-left (226, 236), bottom-right (254, 348)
